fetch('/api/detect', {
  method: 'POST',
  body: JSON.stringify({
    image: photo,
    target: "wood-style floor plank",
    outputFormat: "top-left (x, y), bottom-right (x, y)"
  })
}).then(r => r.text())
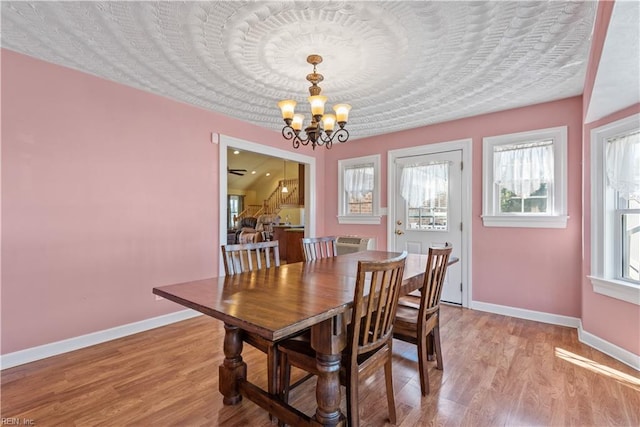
top-left (2, 306), bottom-right (639, 426)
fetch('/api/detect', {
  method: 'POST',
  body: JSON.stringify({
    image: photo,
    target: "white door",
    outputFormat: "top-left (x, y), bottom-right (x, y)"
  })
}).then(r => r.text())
top-left (393, 150), bottom-right (463, 304)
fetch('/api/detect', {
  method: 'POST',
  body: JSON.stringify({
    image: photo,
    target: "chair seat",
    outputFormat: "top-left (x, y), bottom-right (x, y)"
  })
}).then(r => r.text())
top-left (394, 304), bottom-right (419, 324)
top-left (397, 294), bottom-right (421, 310)
top-left (278, 333), bottom-right (383, 369)
top-left (394, 306), bottom-right (439, 344)
top-left (395, 303), bottom-right (439, 323)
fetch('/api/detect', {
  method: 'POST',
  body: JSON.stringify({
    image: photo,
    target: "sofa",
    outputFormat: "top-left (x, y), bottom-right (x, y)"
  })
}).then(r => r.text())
top-left (234, 216), bottom-right (259, 244)
top-left (235, 214), bottom-right (281, 244)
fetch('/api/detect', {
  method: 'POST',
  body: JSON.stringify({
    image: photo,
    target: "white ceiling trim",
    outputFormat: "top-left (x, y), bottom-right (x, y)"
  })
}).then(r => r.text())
top-left (586, 0), bottom-right (640, 123)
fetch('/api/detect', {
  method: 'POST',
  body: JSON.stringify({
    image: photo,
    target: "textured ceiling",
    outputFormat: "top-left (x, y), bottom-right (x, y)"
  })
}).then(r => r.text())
top-left (2, 1), bottom-right (598, 140)
top-left (586, 0), bottom-right (640, 123)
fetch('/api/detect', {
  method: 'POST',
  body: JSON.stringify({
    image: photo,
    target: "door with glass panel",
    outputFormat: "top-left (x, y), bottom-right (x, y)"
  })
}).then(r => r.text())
top-left (394, 150), bottom-right (463, 304)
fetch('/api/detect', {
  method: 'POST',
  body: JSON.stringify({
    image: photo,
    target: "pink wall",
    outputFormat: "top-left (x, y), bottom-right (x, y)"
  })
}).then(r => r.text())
top-left (3, 0), bottom-right (637, 360)
top-left (324, 98), bottom-right (584, 318)
top-left (579, 0), bottom-right (640, 355)
top-left (1, 50), bottom-right (316, 354)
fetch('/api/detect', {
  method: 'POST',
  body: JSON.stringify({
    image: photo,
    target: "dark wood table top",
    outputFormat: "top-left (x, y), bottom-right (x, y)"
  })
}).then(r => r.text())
top-left (153, 250), bottom-right (437, 341)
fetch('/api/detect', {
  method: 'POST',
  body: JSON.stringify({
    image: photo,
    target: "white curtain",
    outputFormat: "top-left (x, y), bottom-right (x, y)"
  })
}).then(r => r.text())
top-left (400, 162), bottom-right (449, 208)
top-left (606, 130), bottom-right (640, 201)
top-left (494, 142), bottom-right (554, 198)
top-left (345, 165), bottom-right (374, 197)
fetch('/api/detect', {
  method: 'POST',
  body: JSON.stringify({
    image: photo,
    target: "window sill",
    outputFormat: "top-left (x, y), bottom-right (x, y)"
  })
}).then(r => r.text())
top-left (337, 215), bottom-right (382, 225)
top-left (588, 276), bottom-right (640, 306)
top-left (481, 215), bottom-right (568, 228)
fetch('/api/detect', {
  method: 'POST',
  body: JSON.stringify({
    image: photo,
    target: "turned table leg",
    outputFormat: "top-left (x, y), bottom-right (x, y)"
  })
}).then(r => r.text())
top-left (311, 317), bottom-right (346, 426)
top-left (219, 323), bottom-right (246, 405)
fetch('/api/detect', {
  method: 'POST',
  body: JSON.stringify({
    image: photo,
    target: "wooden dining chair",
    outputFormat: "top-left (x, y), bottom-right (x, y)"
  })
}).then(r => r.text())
top-left (393, 243), bottom-right (452, 396)
top-left (220, 241), bottom-right (281, 399)
top-left (221, 240), bottom-right (280, 274)
top-left (300, 236), bottom-right (338, 261)
top-left (278, 252), bottom-right (408, 426)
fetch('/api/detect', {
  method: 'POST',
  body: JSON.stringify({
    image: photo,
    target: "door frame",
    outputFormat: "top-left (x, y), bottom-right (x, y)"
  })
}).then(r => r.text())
top-left (219, 134), bottom-right (316, 272)
top-left (387, 139), bottom-right (473, 308)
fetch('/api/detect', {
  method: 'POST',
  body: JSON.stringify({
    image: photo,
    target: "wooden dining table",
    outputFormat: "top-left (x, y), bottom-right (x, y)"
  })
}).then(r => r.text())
top-left (152, 250), bottom-right (442, 426)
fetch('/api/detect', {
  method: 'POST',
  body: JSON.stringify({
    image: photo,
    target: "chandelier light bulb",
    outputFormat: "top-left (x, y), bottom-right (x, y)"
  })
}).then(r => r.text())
top-left (308, 95), bottom-right (327, 118)
top-left (278, 99), bottom-right (297, 121)
top-left (291, 114), bottom-right (304, 131)
top-left (333, 104), bottom-right (351, 124)
top-left (322, 114), bottom-right (336, 133)
top-left (282, 159), bottom-right (289, 193)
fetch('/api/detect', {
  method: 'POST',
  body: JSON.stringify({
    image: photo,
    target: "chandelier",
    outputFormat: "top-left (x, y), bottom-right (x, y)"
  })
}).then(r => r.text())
top-left (278, 55), bottom-right (351, 150)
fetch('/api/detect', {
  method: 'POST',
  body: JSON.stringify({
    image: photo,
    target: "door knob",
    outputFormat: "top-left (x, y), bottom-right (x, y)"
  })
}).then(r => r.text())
top-left (395, 229), bottom-right (404, 235)
top-left (396, 220), bottom-right (403, 225)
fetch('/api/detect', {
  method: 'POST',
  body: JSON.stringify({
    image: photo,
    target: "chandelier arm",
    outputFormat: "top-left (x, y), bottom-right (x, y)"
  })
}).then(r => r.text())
top-left (319, 128), bottom-right (349, 149)
top-left (333, 128), bottom-right (350, 144)
top-left (282, 125), bottom-right (315, 149)
top-left (293, 136), bottom-right (311, 148)
top-left (282, 125), bottom-right (296, 140)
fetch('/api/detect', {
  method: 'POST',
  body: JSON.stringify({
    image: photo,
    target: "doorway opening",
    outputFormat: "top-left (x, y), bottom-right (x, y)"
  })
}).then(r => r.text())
top-left (218, 135), bottom-right (316, 270)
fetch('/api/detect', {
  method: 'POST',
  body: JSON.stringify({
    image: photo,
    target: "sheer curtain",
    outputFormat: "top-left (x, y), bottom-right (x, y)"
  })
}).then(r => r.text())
top-left (400, 162), bottom-right (449, 207)
top-left (493, 142), bottom-right (554, 198)
top-left (345, 165), bottom-right (374, 197)
top-left (606, 130), bottom-right (640, 201)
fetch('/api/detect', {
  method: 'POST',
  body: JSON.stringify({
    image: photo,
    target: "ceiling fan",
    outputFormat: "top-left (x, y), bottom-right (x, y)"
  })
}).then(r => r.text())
top-left (227, 167), bottom-right (247, 176)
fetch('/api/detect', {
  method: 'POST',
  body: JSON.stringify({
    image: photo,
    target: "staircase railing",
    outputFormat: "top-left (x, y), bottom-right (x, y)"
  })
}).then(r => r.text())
top-left (234, 204), bottom-right (261, 225)
top-left (235, 179), bottom-right (299, 221)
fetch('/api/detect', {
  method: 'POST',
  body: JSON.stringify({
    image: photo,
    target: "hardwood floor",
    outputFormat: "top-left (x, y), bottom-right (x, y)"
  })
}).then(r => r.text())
top-left (2, 305), bottom-right (639, 426)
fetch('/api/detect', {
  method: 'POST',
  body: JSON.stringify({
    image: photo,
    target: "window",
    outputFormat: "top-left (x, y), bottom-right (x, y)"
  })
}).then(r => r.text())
top-left (482, 126), bottom-right (568, 228)
top-left (228, 195), bottom-right (243, 228)
top-left (589, 114), bottom-right (640, 305)
top-left (338, 155), bottom-right (381, 224)
top-left (618, 195), bottom-right (639, 282)
top-left (401, 162), bottom-right (450, 231)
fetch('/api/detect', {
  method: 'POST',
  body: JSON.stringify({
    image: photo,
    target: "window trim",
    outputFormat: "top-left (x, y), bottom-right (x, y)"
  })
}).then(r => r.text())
top-left (482, 126), bottom-right (568, 228)
top-left (589, 114), bottom-right (640, 306)
top-left (337, 154), bottom-right (381, 225)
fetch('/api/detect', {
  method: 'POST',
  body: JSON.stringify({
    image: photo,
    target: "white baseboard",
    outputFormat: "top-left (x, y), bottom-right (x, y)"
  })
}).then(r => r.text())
top-left (578, 324), bottom-right (640, 371)
top-left (1, 309), bottom-right (202, 370)
top-left (469, 300), bottom-right (639, 371)
top-left (470, 300), bottom-right (581, 328)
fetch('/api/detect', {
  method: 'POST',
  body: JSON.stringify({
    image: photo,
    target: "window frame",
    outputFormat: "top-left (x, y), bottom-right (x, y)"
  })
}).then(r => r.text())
top-left (337, 154), bottom-right (381, 225)
top-left (589, 114), bottom-right (640, 306)
top-left (482, 126), bottom-right (568, 228)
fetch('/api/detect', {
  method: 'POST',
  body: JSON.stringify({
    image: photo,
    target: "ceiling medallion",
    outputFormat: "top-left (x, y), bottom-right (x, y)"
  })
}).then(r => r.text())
top-left (278, 55), bottom-right (351, 150)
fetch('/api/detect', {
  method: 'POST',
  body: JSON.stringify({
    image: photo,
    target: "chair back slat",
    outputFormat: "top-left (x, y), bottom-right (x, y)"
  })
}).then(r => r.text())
top-left (350, 252), bottom-right (407, 356)
top-left (221, 241), bottom-right (280, 275)
top-left (420, 244), bottom-right (452, 316)
top-left (301, 236), bottom-right (338, 261)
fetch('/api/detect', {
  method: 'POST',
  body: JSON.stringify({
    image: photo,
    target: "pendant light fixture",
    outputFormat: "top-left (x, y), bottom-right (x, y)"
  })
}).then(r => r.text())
top-left (278, 54), bottom-right (351, 150)
top-left (281, 159), bottom-right (288, 193)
